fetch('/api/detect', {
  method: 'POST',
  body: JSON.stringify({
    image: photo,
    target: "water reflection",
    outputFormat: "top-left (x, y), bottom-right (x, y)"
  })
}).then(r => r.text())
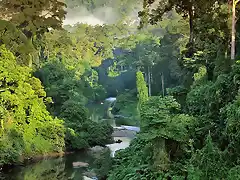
top-left (1, 151), bottom-right (95, 180)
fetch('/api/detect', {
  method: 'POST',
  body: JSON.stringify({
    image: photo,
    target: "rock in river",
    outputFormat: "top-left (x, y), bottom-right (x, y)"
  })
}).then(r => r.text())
top-left (72, 162), bottom-right (89, 168)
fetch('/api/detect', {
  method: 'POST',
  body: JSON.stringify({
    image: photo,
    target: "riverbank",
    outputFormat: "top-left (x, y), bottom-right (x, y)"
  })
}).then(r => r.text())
top-left (0, 127), bottom-right (138, 179)
top-left (0, 151), bottom-right (76, 172)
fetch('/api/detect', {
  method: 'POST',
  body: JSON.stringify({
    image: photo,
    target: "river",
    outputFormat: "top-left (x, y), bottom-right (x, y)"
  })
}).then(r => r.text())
top-left (0, 128), bottom-right (137, 180)
top-left (1, 97), bottom-right (139, 180)
top-left (0, 150), bottom-right (95, 180)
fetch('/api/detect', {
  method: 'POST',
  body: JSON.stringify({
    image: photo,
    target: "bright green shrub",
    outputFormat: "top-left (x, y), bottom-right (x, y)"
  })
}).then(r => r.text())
top-left (0, 45), bottom-right (65, 165)
top-left (136, 71), bottom-right (148, 109)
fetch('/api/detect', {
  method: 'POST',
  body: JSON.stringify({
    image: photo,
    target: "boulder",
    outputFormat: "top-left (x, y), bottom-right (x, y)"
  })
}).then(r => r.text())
top-left (83, 176), bottom-right (94, 180)
top-left (72, 162), bottom-right (89, 168)
top-left (83, 176), bottom-right (98, 180)
top-left (115, 139), bottom-right (122, 143)
top-left (83, 171), bottom-right (97, 178)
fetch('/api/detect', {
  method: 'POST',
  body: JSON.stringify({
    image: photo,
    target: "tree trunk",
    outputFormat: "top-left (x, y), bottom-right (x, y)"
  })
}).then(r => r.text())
top-left (161, 73), bottom-right (165, 97)
top-left (188, 2), bottom-right (194, 57)
top-left (231, 0), bottom-right (237, 60)
top-left (153, 138), bottom-right (170, 171)
top-left (189, 6), bottom-right (194, 45)
top-left (0, 121), bottom-right (3, 137)
top-left (148, 66), bottom-right (151, 96)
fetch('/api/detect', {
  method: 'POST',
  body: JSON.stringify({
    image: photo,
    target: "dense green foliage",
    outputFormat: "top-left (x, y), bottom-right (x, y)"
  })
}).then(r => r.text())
top-left (108, 138), bottom-right (155, 180)
top-left (107, 1), bottom-right (240, 180)
top-left (0, 0), bottom-right (66, 39)
top-left (0, 46), bottom-right (65, 165)
top-left (109, 97), bottom-right (195, 179)
top-left (0, 0), bottom-right (122, 166)
top-left (3, 0), bottom-right (240, 179)
top-left (112, 90), bottom-right (139, 126)
top-left (93, 148), bottom-right (113, 180)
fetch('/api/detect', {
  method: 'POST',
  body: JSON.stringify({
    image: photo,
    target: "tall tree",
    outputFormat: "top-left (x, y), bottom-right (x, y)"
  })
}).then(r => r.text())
top-left (139, 0), bottom-right (195, 55)
top-left (0, 0), bottom-right (66, 39)
top-left (231, 0), bottom-right (240, 60)
top-left (40, 23), bottom-right (121, 77)
top-left (139, 0), bottom-right (227, 57)
top-left (136, 71), bottom-right (148, 109)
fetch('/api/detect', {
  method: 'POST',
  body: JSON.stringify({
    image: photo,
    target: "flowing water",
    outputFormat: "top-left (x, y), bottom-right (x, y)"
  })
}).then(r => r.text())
top-left (0, 97), bottom-right (139, 180)
top-left (106, 137), bottom-right (131, 157)
top-left (0, 131), bottom-right (135, 180)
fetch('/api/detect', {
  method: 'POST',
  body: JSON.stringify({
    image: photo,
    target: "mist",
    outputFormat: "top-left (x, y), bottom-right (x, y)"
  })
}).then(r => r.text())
top-left (63, 6), bottom-right (119, 26)
top-left (63, 2), bottom-right (143, 26)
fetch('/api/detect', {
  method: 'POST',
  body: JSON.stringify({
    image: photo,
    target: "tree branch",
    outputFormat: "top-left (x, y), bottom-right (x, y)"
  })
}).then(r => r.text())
top-left (235, 0), bottom-right (240, 5)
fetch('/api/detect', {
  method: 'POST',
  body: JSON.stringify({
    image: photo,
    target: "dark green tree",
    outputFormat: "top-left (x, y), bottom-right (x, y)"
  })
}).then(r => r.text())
top-left (0, 0), bottom-right (66, 39)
